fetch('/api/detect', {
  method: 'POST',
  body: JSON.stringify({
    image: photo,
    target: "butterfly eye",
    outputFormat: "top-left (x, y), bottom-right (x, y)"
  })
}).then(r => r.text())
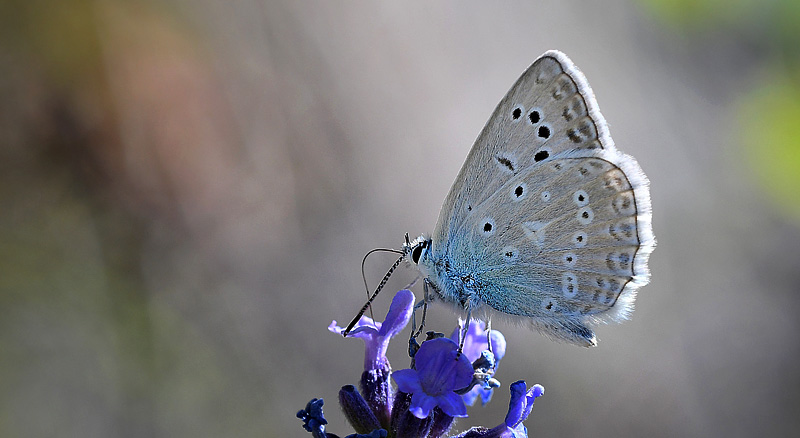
top-left (410, 241), bottom-right (427, 264)
top-left (528, 110), bottom-right (541, 124)
top-left (511, 106), bottom-right (523, 120)
top-left (411, 246), bottom-right (423, 264)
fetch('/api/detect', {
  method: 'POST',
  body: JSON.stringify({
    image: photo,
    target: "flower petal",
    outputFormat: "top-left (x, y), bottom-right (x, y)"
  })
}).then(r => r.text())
top-left (489, 330), bottom-right (507, 362)
top-left (414, 337), bottom-right (455, 370)
top-left (328, 319), bottom-right (380, 339)
top-left (328, 320), bottom-right (341, 334)
top-left (450, 320), bottom-right (484, 362)
top-left (409, 391), bottom-right (438, 419)
top-left (347, 325), bottom-right (381, 340)
top-left (436, 392), bottom-right (468, 418)
top-left (479, 387), bottom-right (494, 406)
top-left (415, 338), bottom-right (474, 393)
top-left (451, 353), bottom-right (475, 391)
top-left (377, 289), bottom-right (414, 338)
top-left (462, 387), bottom-right (481, 407)
top-left (392, 369), bottom-right (422, 394)
top-left (520, 384), bottom-right (544, 422)
top-left (504, 381), bottom-right (544, 429)
top-left (509, 423), bottom-right (528, 438)
top-left (449, 320), bottom-right (506, 367)
top-left (504, 381), bottom-right (528, 427)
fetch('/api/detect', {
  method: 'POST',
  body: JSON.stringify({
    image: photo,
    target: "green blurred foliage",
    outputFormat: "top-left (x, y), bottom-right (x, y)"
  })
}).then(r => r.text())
top-left (638, 0), bottom-right (800, 223)
top-left (739, 73), bottom-right (800, 222)
top-left (0, 0), bottom-right (103, 86)
top-left (0, 1), bottom-right (273, 435)
top-left (637, 0), bottom-right (800, 44)
top-left (636, 0), bottom-right (754, 30)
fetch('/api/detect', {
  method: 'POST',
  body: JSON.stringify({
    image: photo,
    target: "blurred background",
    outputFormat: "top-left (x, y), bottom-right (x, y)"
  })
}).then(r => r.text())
top-left (2, 0), bottom-right (800, 437)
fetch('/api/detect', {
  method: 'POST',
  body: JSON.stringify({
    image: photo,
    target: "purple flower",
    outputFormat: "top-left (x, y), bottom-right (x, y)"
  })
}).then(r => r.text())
top-left (493, 381), bottom-right (545, 438)
top-left (449, 381), bottom-right (544, 438)
top-left (392, 338), bottom-right (474, 419)
top-left (297, 398), bottom-right (328, 438)
top-left (329, 289), bottom-right (414, 370)
top-left (297, 397), bottom-right (388, 438)
top-left (330, 289), bottom-right (415, 429)
top-left (300, 289), bottom-right (547, 438)
top-left (451, 320), bottom-right (506, 406)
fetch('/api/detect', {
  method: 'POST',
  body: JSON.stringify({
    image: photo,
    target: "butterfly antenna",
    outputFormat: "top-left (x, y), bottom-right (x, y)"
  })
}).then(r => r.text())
top-left (359, 247), bottom-right (403, 322)
top-left (343, 248), bottom-right (405, 336)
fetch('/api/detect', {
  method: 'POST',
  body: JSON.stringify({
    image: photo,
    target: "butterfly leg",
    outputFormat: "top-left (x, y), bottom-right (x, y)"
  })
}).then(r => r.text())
top-left (456, 307), bottom-right (473, 358)
top-left (407, 300), bottom-right (424, 358)
top-left (408, 278), bottom-right (435, 357)
top-left (486, 318), bottom-right (492, 354)
top-left (404, 273), bottom-right (422, 290)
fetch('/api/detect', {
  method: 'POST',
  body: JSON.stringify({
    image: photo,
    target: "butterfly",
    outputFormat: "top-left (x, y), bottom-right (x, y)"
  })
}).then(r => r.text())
top-left (347, 50), bottom-right (654, 347)
top-left (401, 50), bottom-right (654, 347)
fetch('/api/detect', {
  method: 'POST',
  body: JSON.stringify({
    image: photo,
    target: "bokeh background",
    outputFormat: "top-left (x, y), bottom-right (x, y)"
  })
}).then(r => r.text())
top-left (2, 1), bottom-right (800, 437)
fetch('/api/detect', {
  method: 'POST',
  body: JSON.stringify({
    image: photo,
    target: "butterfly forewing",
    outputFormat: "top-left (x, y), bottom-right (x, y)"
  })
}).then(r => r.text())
top-left (433, 52), bottom-right (611, 248)
top-left (424, 50), bottom-right (654, 346)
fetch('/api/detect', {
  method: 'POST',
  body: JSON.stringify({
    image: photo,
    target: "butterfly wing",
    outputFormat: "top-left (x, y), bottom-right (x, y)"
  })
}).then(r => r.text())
top-left (426, 50), bottom-right (654, 346)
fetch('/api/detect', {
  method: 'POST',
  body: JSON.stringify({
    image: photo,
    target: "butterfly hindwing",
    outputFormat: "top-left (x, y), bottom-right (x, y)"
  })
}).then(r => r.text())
top-left (467, 155), bottom-right (651, 344)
